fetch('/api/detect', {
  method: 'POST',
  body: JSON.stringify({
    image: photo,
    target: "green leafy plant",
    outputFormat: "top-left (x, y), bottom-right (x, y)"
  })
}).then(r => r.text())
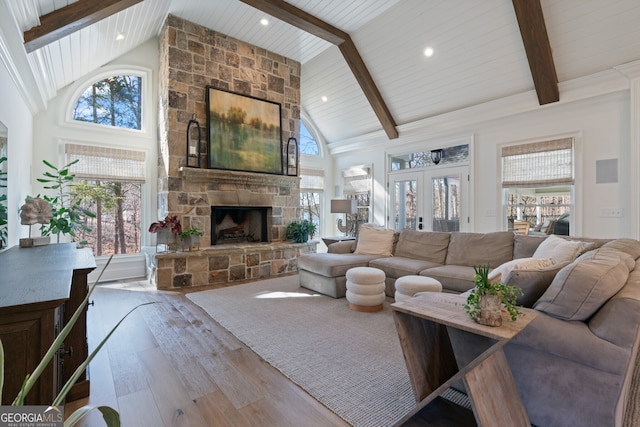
top-left (464, 264), bottom-right (523, 322)
top-left (35, 159), bottom-right (95, 243)
top-left (286, 219), bottom-right (316, 243)
top-left (179, 227), bottom-right (203, 238)
top-left (0, 255), bottom-right (154, 426)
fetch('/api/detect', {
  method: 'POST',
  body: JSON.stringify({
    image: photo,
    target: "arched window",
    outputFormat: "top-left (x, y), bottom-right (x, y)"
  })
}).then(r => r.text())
top-left (72, 75), bottom-right (142, 130)
top-left (300, 121), bottom-right (320, 156)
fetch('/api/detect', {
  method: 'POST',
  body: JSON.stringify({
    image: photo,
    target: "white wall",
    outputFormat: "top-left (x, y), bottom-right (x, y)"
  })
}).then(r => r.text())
top-left (0, 58), bottom-right (34, 246)
top-left (32, 38), bottom-right (160, 247)
top-left (330, 80), bottom-right (635, 239)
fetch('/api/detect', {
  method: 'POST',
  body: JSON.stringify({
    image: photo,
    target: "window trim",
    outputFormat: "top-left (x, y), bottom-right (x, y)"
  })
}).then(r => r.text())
top-left (63, 65), bottom-right (153, 136)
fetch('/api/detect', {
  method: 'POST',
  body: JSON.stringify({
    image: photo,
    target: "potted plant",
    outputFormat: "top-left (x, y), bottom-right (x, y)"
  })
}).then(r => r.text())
top-left (180, 227), bottom-right (203, 251)
top-left (149, 215), bottom-right (182, 252)
top-left (35, 159), bottom-right (95, 243)
top-left (286, 219), bottom-right (317, 243)
top-left (463, 264), bottom-right (522, 326)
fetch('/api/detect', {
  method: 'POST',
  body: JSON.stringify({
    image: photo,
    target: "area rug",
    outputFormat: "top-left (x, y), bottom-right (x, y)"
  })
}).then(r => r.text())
top-left (186, 275), bottom-right (415, 426)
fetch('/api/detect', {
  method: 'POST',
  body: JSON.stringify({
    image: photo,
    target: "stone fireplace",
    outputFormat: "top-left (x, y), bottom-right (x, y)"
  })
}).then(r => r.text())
top-left (152, 15), bottom-right (316, 290)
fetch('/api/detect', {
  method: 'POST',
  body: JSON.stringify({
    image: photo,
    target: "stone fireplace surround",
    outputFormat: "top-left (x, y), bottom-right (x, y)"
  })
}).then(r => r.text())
top-left (153, 168), bottom-right (317, 289)
top-left (154, 15), bottom-right (311, 289)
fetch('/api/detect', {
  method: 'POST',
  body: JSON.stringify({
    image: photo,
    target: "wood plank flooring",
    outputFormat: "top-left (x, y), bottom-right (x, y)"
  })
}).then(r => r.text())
top-left (64, 278), bottom-right (349, 427)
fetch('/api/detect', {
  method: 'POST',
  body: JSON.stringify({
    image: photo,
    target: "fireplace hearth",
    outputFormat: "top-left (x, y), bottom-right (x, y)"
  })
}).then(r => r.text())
top-left (211, 206), bottom-right (271, 245)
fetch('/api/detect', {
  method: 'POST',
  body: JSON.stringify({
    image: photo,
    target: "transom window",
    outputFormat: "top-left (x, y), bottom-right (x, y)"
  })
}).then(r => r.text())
top-left (72, 75), bottom-right (142, 130)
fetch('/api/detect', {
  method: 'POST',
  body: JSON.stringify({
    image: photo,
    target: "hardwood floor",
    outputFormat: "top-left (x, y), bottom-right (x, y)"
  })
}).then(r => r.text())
top-left (64, 278), bottom-right (349, 427)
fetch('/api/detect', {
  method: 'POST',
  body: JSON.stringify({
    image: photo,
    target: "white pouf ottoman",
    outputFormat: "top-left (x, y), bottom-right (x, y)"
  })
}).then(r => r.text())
top-left (394, 275), bottom-right (442, 302)
top-left (345, 267), bottom-right (386, 312)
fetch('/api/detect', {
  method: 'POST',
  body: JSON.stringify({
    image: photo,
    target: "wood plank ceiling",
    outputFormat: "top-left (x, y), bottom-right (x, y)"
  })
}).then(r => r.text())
top-left (6, 0), bottom-right (640, 144)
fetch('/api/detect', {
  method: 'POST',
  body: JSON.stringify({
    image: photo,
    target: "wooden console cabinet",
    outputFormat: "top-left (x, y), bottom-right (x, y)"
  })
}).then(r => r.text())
top-left (0, 243), bottom-right (95, 405)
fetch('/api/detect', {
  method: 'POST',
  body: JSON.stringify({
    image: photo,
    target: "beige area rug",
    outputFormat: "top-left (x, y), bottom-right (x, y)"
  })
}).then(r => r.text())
top-left (186, 275), bottom-right (415, 427)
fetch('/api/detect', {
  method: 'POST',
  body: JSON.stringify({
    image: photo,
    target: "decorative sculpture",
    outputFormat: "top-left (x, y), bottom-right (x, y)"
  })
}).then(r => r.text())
top-left (19, 197), bottom-right (52, 247)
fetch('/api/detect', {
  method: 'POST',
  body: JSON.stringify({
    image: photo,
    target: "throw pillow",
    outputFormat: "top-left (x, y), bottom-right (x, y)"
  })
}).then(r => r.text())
top-left (353, 225), bottom-right (396, 257)
top-left (534, 248), bottom-right (634, 321)
top-left (532, 234), bottom-right (592, 264)
top-left (488, 257), bottom-right (555, 284)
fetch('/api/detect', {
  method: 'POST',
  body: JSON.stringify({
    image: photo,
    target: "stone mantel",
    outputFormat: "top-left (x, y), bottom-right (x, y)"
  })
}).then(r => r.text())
top-left (179, 167), bottom-right (300, 188)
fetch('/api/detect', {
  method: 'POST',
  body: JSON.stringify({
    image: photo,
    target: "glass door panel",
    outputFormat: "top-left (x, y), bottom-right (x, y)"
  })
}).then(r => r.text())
top-left (427, 166), bottom-right (468, 232)
top-left (390, 172), bottom-right (420, 231)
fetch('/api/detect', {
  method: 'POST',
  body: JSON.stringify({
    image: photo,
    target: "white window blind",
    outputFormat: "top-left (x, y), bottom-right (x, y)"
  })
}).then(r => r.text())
top-left (65, 143), bottom-right (146, 183)
top-left (502, 138), bottom-right (573, 188)
top-left (300, 168), bottom-right (324, 190)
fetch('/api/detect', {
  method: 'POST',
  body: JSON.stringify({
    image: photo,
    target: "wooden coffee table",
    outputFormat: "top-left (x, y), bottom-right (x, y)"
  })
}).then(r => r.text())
top-left (391, 293), bottom-right (538, 427)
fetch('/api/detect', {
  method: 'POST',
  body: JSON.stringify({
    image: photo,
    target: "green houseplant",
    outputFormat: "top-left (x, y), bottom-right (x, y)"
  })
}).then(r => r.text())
top-left (464, 264), bottom-right (522, 326)
top-left (286, 219), bottom-right (316, 243)
top-left (35, 159), bottom-right (94, 243)
top-left (179, 227), bottom-right (203, 251)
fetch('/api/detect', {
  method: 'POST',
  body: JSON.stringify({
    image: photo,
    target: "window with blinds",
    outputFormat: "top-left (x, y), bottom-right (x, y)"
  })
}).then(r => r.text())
top-left (300, 168), bottom-right (324, 235)
top-left (501, 138), bottom-right (573, 188)
top-left (342, 166), bottom-right (372, 227)
top-left (502, 138), bottom-right (574, 235)
top-left (65, 143), bottom-right (145, 256)
top-left (65, 144), bottom-right (146, 182)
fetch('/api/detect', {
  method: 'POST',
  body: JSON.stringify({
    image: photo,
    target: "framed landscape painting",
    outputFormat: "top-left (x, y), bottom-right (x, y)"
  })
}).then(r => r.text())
top-left (206, 86), bottom-right (283, 174)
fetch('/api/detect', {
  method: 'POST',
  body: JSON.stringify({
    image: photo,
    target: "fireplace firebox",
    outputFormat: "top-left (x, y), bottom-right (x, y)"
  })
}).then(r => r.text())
top-left (211, 206), bottom-right (271, 245)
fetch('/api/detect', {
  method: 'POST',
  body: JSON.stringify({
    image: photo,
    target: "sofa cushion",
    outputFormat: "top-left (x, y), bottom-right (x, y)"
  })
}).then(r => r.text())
top-left (420, 265), bottom-right (477, 293)
top-left (488, 257), bottom-right (555, 283)
top-left (445, 231), bottom-right (514, 268)
top-left (353, 225), bottom-right (396, 257)
top-left (502, 262), bottom-right (569, 307)
top-left (370, 257), bottom-right (441, 280)
top-left (394, 230), bottom-right (450, 264)
top-left (513, 234), bottom-right (546, 259)
top-left (534, 248), bottom-right (635, 321)
top-left (601, 238), bottom-right (640, 260)
top-left (298, 253), bottom-right (381, 278)
top-left (532, 234), bottom-right (592, 264)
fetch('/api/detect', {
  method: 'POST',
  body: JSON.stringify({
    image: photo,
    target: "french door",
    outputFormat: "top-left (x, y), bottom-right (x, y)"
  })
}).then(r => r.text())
top-left (389, 166), bottom-right (469, 232)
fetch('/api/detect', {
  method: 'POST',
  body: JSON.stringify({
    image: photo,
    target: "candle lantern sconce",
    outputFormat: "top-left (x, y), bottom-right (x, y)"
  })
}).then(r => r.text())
top-left (285, 136), bottom-right (298, 176)
top-left (186, 114), bottom-right (201, 168)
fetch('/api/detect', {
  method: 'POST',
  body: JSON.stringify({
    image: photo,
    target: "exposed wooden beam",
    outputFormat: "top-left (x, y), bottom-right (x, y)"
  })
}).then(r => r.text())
top-left (23, 0), bottom-right (143, 53)
top-left (512, 0), bottom-right (559, 105)
top-left (239, 0), bottom-right (347, 45)
top-left (239, 0), bottom-right (399, 140)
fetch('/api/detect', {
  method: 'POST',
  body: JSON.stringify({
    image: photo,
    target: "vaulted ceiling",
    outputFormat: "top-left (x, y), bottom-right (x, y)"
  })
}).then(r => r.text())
top-left (3, 0), bottom-right (640, 145)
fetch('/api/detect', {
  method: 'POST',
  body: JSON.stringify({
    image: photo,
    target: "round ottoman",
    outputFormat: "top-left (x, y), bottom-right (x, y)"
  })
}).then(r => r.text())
top-left (394, 275), bottom-right (442, 302)
top-left (345, 267), bottom-right (386, 312)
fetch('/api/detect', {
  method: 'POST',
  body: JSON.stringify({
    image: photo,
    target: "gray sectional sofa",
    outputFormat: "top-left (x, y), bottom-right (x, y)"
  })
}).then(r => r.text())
top-left (297, 227), bottom-right (640, 427)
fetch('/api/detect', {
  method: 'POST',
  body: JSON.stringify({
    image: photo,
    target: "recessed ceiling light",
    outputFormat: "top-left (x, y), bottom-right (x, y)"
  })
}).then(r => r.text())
top-left (424, 46), bottom-right (434, 57)
top-left (116, 33), bottom-right (125, 41)
top-left (321, 96), bottom-right (328, 102)
top-left (260, 18), bottom-right (269, 26)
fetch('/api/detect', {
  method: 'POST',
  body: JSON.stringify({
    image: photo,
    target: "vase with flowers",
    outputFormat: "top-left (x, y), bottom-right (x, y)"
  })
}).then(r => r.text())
top-left (149, 215), bottom-right (182, 252)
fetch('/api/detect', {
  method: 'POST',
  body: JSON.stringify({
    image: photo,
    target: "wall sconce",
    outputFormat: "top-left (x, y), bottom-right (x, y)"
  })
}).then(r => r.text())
top-left (186, 114), bottom-right (201, 168)
top-left (285, 136), bottom-right (298, 176)
top-left (331, 199), bottom-right (357, 237)
top-left (430, 149), bottom-right (443, 165)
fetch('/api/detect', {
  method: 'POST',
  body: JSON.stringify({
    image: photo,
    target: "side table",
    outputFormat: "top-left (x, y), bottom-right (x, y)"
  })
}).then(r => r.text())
top-left (391, 293), bottom-right (538, 427)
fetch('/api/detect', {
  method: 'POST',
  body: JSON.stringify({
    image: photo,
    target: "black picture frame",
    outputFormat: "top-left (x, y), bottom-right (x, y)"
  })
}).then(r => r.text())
top-left (206, 86), bottom-right (283, 174)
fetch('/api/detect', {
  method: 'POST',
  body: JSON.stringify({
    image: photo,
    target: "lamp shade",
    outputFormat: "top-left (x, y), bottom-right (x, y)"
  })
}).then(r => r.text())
top-left (331, 199), bottom-right (357, 214)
